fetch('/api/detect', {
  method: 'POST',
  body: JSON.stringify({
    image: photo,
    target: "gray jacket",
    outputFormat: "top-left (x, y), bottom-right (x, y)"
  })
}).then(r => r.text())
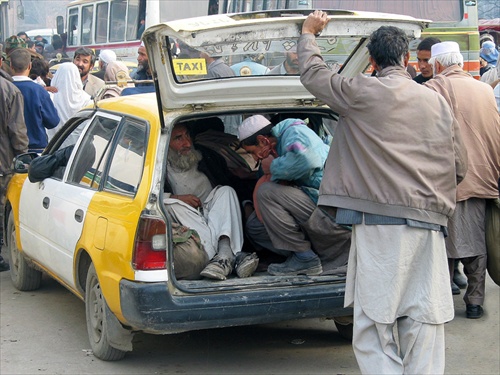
top-left (298, 33), bottom-right (468, 226)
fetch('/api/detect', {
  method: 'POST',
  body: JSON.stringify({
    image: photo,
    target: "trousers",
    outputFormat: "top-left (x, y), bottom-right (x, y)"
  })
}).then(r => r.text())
top-left (354, 292), bottom-right (446, 374)
top-left (164, 185), bottom-right (243, 259)
top-left (256, 182), bottom-right (316, 252)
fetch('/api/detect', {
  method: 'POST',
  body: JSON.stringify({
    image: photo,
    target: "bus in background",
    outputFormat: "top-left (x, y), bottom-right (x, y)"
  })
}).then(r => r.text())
top-left (56, 0), bottom-right (220, 60)
top-left (320, 0), bottom-right (481, 78)
top-left (55, 0), bottom-right (320, 61)
top-left (57, 0), bottom-right (480, 77)
top-left (221, 0), bottom-right (480, 78)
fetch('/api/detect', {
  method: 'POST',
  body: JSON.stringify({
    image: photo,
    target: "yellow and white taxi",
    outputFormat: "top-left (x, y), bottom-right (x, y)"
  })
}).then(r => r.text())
top-left (4, 10), bottom-right (428, 360)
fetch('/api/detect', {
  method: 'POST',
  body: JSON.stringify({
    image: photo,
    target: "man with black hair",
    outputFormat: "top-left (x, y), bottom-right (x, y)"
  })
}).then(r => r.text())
top-left (10, 48), bottom-right (59, 153)
top-left (413, 36), bottom-right (442, 84)
top-left (73, 47), bottom-right (104, 98)
top-left (16, 31), bottom-right (29, 41)
top-left (298, 10), bottom-right (467, 374)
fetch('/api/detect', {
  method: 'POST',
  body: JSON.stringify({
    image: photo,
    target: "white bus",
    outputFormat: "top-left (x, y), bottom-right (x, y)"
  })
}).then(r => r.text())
top-left (57, 0), bottom-right (480, 76)
top-left (56, 1), bottom-right (321, 60)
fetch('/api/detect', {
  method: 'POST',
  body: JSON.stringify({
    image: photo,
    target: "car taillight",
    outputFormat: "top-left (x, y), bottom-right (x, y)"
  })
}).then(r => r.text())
top-left (133, 215), bottom-right (167, 270)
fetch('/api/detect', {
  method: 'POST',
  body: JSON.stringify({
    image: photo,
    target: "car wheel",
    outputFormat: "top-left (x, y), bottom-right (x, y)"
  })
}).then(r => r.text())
top-left (7, 212), bottom-right (42, 291)
top-left (334, 320), bottom-right (353, 341)
top-left (85, 263), bottom-right (126, 361)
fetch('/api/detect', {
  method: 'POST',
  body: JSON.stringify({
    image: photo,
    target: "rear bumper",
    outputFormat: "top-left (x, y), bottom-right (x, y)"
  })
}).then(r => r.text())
top-left (119, 280), bottom-right (351, 334)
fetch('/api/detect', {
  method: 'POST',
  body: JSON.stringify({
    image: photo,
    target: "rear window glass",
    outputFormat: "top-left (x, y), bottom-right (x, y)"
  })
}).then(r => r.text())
top-left (168, 34), bottom-right (359, 83)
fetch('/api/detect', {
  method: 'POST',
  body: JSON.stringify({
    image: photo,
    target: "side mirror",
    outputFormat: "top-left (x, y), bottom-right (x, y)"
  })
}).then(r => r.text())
top-left (57, 16), bottom-right (64, 36)
top-left (11, 152), bottom-right (39, 174)
top-left (17, 4), bottom-right (24, 20)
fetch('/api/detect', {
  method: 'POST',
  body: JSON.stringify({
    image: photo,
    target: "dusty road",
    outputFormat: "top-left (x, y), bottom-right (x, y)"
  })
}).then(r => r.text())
top-left (0, 256), bottom-right (498, 374)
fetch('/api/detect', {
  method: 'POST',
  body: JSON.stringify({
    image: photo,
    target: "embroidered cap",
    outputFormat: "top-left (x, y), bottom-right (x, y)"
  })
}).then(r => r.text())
top-left (238, 115), bottom-right (274, 144)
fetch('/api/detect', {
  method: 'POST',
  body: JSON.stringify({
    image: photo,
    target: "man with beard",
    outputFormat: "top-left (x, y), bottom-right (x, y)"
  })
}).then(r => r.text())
top-left (425, 41), bottom-right (500, 319)
top-left (72, 47), bottom-right (104, 98)
top-left (122, 43), bottom-right (155, 95)
top-left (131, 43), bottom-right (153, 85)
top-left (267, 48), bottom-right (299, 75)
top-left (163, 123), bottom-right (259, 281)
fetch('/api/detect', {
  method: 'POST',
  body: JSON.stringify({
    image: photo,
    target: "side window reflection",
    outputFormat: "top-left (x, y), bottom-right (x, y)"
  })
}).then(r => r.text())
top-left (104, 119), bottom-right (147, 195)
top-left (67, 116), bottom-right (119, 188)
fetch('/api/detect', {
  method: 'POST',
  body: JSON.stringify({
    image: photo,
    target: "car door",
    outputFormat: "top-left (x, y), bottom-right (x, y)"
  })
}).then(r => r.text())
top-left (19, 113), bottom-right (121, 287)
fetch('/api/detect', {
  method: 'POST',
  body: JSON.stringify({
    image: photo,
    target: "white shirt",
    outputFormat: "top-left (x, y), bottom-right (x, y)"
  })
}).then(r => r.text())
top-left (167, 165), bottom-right (213, 202)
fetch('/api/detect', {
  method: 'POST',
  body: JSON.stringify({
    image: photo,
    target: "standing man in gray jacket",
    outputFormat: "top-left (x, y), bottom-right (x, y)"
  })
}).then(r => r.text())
top-left (298, 11), bottom-right (468, 375)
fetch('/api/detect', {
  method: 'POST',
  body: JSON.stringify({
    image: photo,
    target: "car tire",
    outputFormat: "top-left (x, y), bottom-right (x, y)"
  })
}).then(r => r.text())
top-left (7, 212), bottom-right (42, 291)
top-left (334, 320), bottom-right (353, 341)
top-left (85, 263), bottom-right (127, 361)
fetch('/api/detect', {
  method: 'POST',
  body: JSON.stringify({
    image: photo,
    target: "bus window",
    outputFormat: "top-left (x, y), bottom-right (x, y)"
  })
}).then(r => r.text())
top-left (110, 0), bottom-right (126, 42)
top-left (313, 1), bottom-right (462, 23)
top-left (68, 8), bottom-right (79, 46)
top-left (82, 5), bottom-right (94, 45)
top-left (126, 0), bottom-right (140, 41)
top-left (96, 2), bottom-right (109, 44)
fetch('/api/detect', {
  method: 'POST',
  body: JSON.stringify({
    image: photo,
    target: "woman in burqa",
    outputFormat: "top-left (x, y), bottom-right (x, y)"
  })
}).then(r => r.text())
top-left (48, 62), bottom-right (91, 145)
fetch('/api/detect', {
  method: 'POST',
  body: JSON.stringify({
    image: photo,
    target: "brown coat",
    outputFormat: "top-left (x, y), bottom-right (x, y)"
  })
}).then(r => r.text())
top-left (0, 70), bottom-right (28, 177)
top-left (425, 66), bottom-right (500, 201)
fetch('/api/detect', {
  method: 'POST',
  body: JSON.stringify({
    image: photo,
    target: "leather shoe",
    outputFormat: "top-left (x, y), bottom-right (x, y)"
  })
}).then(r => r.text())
top-left (451, 282), bottom-right (460, 295)
top-left (466, 304), bottom-right (484, 319)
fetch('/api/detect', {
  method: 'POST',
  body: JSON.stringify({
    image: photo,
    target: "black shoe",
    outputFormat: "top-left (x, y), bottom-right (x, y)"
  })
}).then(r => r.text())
top-left (466, 304), bottom-right (484, 319)
top-left (0, 260), bottom-right (10, 272)
top-left (451, 282), bottom-right (460, 295)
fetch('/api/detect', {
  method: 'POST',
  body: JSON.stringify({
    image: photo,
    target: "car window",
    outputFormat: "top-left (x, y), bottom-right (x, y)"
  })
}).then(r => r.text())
top-left (103, 118), bottom-right (147, 195)
top-left (67, 115), bottom-right (120, 187)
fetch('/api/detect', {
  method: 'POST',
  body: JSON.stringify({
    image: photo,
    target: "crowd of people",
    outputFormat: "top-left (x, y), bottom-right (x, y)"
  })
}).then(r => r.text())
top-left (1, 17), bottom-right (499, 375)
top-left (0, 33), bottom-right (154, 272)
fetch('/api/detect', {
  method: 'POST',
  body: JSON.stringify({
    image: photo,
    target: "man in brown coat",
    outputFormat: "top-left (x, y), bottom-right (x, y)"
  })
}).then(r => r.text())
top-left (425, 41), bottom-right (500, 319)
top-left (0, 44), bottom-right (29, 271)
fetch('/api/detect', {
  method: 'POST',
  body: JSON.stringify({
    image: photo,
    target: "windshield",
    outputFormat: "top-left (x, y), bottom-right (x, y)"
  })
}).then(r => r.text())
top-left (167, 34), bottom-right (364, 83)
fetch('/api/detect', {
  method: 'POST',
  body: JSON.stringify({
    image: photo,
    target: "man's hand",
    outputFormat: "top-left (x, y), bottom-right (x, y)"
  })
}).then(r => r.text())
top-left (172, 194), bottom-right (202, 208)
top-left (302, 10), bottom-right (330, 36)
